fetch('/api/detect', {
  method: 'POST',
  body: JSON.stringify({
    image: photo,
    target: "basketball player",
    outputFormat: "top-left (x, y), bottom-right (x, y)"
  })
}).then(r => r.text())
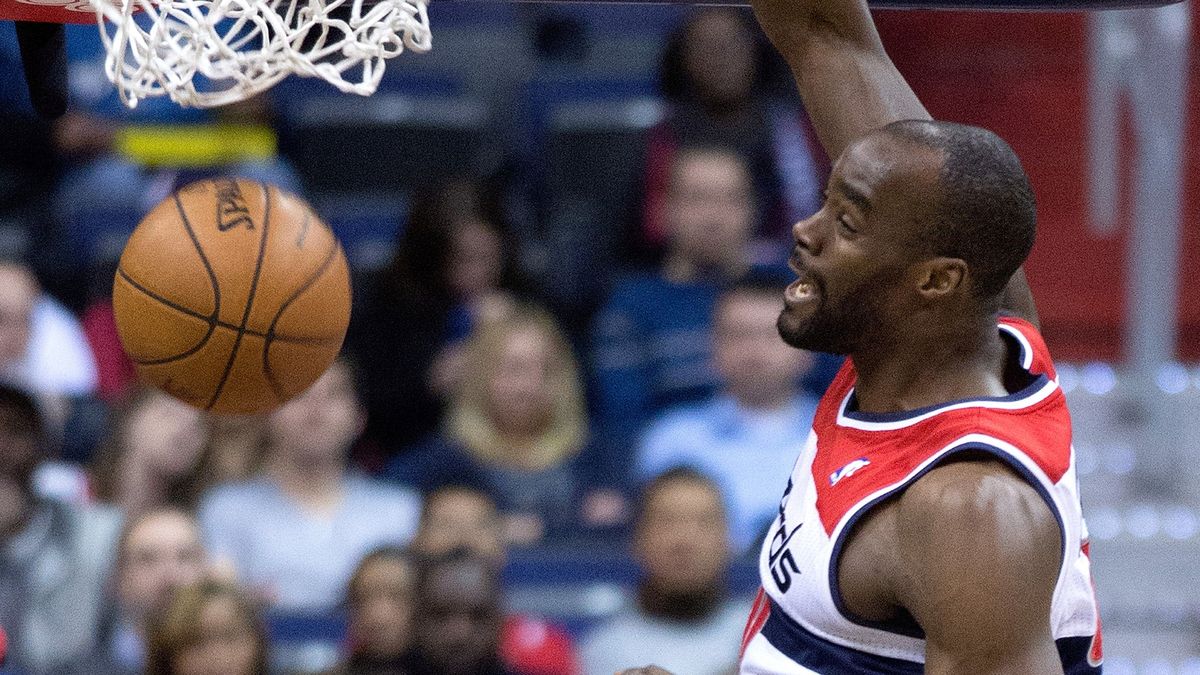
top-left (620, 0), bottom-right (1102, 671)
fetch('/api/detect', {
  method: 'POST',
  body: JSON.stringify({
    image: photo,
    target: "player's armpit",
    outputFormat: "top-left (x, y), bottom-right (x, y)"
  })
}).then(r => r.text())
top-left (895, 459), bottom-right (1064, 675)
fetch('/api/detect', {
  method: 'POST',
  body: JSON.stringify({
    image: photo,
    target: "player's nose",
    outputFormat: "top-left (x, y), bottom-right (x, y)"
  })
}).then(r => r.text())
top-left (792, 212), bottom-right (821, 255)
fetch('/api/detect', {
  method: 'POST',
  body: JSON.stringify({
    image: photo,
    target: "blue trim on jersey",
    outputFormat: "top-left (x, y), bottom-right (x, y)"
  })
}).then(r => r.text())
top-left (760, 598), bottom-right (923, 674)
top-left (826, 441), bottom-right (1068, 644)
top-left (997, 320), bottom-right (1034, 369)
top-left (842, 373), bottom-right (1049, 424)
top-left (841, 330), bottom-right (1044, 424)
top-left (1057, 635), bottom-right (1103, 674)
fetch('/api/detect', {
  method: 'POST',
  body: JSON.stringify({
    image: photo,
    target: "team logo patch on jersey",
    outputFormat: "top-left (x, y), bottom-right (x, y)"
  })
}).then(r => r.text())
top-left (830, 457), bottom-right (871, 486)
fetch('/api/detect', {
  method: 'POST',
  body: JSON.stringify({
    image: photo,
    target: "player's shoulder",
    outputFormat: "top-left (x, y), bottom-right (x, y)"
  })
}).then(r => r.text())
top-left (896, 458), bottom-right (1057, 549)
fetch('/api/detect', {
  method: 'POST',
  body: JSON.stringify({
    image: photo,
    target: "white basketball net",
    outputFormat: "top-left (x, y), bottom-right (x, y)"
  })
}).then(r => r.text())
top-left (92, 0), bottom-right (432, 108)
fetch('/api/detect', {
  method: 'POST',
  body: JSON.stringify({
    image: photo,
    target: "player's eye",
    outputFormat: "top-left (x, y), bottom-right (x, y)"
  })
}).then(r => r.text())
top-left (839, 214), bottom-right (858, 234)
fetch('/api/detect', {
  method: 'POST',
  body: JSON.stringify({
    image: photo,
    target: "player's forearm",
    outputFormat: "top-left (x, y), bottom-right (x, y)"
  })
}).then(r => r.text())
top-left (751, 0), bottom-right (930, 160)
top-left (791, 45), bottom-right (930, 160)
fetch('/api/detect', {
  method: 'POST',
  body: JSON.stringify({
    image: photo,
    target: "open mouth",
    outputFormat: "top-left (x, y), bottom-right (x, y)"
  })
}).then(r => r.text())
top-left (785, 277), bottom-right (816, 304)
top-left (786, 252), bottom-right (818, 304)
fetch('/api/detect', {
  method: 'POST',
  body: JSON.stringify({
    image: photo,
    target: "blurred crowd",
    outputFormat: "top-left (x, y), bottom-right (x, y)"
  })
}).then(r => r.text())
top-left (0, 5), bottom-right (841, 675)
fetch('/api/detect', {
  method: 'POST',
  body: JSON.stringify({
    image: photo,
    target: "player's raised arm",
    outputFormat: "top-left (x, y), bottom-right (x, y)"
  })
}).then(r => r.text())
top-left (747, 0), bottom-right (930, 160)
top-left (749, 0), bottom-right (1040, 326)
top-left (896, 460), bottom-right (1065, 673)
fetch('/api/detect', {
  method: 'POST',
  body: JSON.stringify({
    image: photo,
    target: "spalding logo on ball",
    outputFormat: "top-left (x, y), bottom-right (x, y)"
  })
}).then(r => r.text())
top-left (113, 178), bottom-right (351, 414)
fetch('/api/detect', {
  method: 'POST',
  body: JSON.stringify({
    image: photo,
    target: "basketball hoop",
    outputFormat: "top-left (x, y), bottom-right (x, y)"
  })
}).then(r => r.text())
top-left (91, 0), bottom-right (432, 108)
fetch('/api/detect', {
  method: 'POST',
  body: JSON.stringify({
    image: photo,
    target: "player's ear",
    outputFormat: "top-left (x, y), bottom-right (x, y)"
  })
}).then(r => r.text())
top-left (915, 257), bottom-right (967, 300)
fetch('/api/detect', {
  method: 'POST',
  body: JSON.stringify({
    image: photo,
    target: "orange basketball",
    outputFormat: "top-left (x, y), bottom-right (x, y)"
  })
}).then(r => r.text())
top-left (112, 178), bottom-right (351, 414)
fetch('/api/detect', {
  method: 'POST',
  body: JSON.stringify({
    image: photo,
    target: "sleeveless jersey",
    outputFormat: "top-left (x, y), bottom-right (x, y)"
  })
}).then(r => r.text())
top-left (739, 317), bottom-right (1102, 674)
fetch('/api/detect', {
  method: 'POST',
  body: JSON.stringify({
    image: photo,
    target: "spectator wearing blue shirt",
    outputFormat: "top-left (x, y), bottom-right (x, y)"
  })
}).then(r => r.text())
top-left (635, 275), bottom-right (817, 554)
top-left (590, 146), bottom-right (761, 487)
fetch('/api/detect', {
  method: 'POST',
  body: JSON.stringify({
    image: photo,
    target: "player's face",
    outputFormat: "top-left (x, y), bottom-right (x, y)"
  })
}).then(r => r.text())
top-left (119, 511), bottom-right (207, 621)
top-left (349, 557), bottom-right (415, 659)
top-left (777, 134), bottom-right (942, 354)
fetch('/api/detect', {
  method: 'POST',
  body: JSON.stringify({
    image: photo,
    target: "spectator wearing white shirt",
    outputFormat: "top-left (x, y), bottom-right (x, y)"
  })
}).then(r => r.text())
top-left (0, 259), bottom-right (98, 400)
top-left (635, 275), bottom-right (817, 553)
top-left (199, 359), bottom-right (420, 612)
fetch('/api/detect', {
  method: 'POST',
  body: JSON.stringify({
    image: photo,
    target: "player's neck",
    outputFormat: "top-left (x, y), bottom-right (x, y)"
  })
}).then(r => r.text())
top-left (850, 315), bottom-right (1008, 414)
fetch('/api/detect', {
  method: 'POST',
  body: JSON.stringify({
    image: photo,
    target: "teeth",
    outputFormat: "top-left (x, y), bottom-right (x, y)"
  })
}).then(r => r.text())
top-left (786, 279), bottom-right (814, 303)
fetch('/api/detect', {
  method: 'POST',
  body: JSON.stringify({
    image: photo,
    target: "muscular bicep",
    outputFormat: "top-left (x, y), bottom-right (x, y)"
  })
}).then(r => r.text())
top-left (896, 460), bottom-right (1063, 674)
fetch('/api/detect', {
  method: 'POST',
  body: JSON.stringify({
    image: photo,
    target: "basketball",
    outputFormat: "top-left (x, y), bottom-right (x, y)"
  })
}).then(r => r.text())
top-left (112, 178), bottom-right (351, 414)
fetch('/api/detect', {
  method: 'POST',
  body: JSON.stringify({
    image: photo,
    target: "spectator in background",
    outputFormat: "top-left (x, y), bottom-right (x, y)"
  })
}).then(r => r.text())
top-left (81, 508), bottom-right (209, 674)
top-left (0, 255), bottom-right (107, 467)
top-left (412, 485), bottom-right (506, 562)
top-left (635, 275), bottom-right (817, 553)
top-left (92, 388), bottom-right (268, 517)
top-left (0, 257), bottom-right (98, 401)
top-left (580, 468), bottom-right (748, 675)
top-left (91, 388), bottom-right (211, 517)
top-left (348, 179), bottom-right (526, 461)
top-left (340, 546), bottom-right (417, 674)
top-left (201, 415), bottom-right (268, 490)
top-left (144, 579), bottom-right (267, 675)
top-left (199, 359), bottom-right (420, 612)
top-left (0, 382), bottom-right (122, 672)
top-left (637, 8), bottom-right (824, 256)
top-left (591, 147), bottom-right (757, 487)
top-left (408, 550), bottom-right (513, 675)
top-left (410, 485), bottom-right (580, 675)
top-left (389, 305), bottom-right (611, 544)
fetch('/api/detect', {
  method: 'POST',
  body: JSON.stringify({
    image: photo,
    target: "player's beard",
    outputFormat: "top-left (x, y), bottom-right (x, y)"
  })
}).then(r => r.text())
top-left (776, 269), bottom-right (895, 356)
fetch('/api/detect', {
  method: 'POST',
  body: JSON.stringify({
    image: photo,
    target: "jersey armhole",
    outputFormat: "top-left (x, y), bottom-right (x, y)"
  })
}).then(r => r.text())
top-left (827, 438), bottom-right (1068, 641)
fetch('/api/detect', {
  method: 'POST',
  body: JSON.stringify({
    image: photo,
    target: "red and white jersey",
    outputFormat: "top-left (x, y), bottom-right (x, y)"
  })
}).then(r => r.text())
top-left (740, 317), bottom-right (1102, 674)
